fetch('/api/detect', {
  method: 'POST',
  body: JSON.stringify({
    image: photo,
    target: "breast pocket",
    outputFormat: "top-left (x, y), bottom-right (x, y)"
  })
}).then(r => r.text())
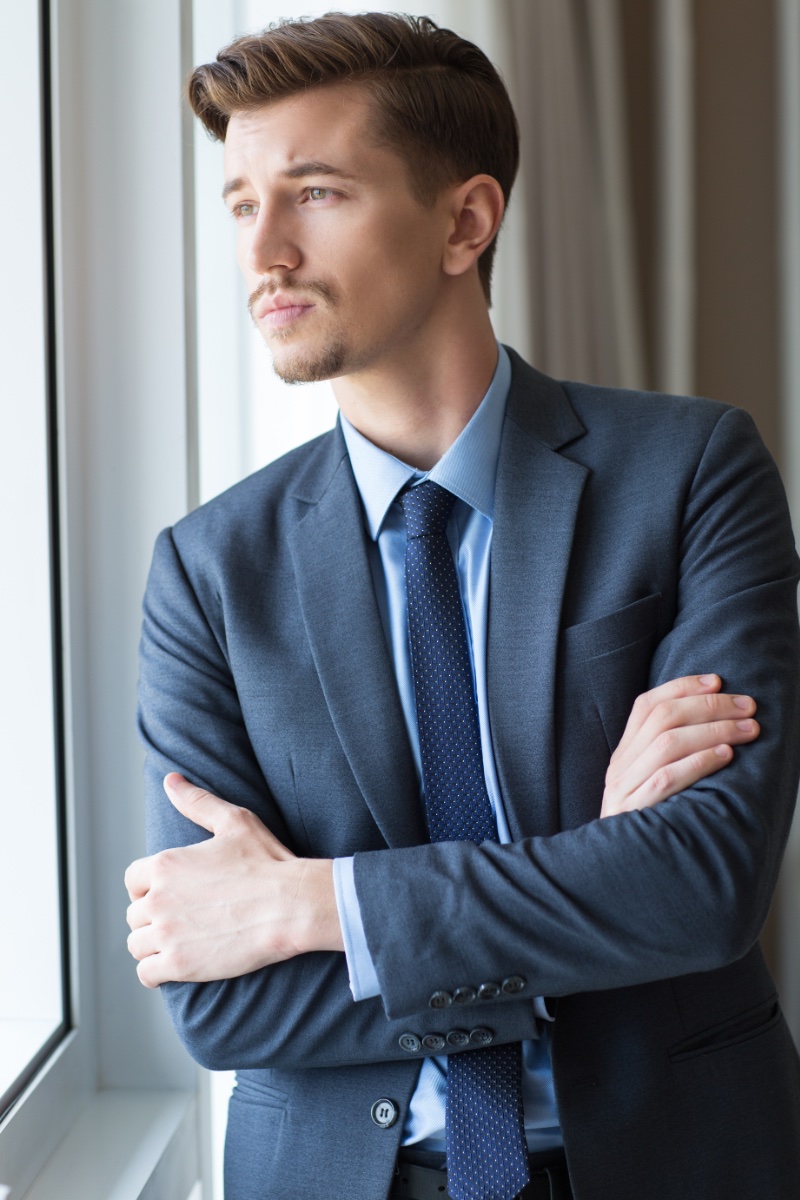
top-left (561, 592), bottom-right (662, 755)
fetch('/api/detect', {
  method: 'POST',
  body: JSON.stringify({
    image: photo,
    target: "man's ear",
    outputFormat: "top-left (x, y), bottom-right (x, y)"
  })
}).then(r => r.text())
top-left (442, 175), bottom-right (505, 280)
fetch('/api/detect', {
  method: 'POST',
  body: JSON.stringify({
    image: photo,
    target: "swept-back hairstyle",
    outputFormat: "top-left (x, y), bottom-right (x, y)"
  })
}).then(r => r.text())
top-left (187, 12), bottom-right (519, 302)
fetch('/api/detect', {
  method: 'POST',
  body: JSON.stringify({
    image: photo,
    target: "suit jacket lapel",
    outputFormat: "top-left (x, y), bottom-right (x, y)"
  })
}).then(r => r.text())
top-left (288, 430), bottom-right (424, 848)
top-left (489, 352), bottom-right (589, 838)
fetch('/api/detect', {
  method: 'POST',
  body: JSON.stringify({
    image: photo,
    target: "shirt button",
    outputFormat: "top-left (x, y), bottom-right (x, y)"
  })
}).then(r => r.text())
top-left (477, 981), bottom-right (501, 1001)
top-left (371, 1098), bottom-right (399, 1128)
top-left (452, 986), bottom-right (477, 1005)
top-left (421, 1033), bottom-right (447, 1052)
top-left (470, 1026), bottom-right (495, 1046)
top-left (399, 1033), bottom-right (421, 1053)
top-left (429, 990), bottom-right (453, 1009)
top-left (501, 975), bottom-right (527, 995)
top-left (446, 1029), bottom-right (470, 1048)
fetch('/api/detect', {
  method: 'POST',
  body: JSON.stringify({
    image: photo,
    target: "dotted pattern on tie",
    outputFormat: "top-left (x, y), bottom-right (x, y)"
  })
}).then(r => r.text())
top-left (401, 481), bottom-right (529, 1200)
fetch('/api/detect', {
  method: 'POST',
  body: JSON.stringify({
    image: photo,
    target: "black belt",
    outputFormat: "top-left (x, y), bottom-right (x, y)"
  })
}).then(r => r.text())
top-left (391, 1151), bottom-right (572, 1200)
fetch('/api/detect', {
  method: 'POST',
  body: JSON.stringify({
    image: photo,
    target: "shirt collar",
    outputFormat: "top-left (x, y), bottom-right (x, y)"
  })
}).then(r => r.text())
top-left (340, 344), bottom-right (511, 540)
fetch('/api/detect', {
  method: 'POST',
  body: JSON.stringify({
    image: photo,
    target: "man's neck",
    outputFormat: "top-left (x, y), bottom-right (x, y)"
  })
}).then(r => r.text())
top-left (332, 311), bottom-right (499, 471)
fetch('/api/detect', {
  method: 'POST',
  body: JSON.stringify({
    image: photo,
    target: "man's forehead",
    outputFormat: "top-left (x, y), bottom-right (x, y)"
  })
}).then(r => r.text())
top-left (223, 85), bottom-right (381, 176)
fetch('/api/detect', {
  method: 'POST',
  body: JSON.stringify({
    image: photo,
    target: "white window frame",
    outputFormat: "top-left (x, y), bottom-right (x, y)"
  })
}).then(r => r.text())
top-left (0, 1), bottom-right (202, 1196)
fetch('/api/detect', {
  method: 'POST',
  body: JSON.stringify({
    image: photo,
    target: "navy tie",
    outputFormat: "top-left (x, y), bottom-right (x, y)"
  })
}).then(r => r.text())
top-left (401, 481), bottom-right (529, 1200)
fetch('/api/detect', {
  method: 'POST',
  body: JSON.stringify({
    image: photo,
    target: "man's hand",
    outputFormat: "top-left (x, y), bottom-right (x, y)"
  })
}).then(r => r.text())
top-left (601, 674), bottom-right (759, 817)
top-left (125, 773), bottom-right (343, 988)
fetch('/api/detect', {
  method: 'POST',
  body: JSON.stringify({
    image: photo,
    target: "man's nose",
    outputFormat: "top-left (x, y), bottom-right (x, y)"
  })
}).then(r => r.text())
top-left (245, 209), bottom-right (301, 275)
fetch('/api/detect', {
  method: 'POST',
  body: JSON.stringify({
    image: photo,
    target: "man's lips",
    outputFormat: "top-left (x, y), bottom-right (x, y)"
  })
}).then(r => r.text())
top-left (256, 296), bottom-right (315, 327)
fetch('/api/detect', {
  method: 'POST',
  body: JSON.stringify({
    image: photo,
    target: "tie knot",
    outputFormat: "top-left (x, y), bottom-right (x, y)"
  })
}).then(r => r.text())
top-left (400, 480), bottom-right (456, 539)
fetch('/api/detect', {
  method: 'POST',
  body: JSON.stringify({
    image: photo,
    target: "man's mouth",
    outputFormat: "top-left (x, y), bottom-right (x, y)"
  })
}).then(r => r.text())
top-left (259, 301), bottom-right (315, 328)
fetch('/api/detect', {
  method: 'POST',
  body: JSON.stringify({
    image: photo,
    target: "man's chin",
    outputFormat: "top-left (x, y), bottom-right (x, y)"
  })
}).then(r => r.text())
top-left (270, 339), bottom-right (348, 385)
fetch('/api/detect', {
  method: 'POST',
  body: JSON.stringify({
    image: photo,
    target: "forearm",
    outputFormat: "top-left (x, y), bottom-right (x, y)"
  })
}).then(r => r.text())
top-left (356, 571), bottom-right (800, 1019)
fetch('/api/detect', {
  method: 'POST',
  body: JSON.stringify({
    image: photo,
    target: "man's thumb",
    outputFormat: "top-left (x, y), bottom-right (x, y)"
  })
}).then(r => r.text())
top-left (163, 773), bottom-right (231, 834)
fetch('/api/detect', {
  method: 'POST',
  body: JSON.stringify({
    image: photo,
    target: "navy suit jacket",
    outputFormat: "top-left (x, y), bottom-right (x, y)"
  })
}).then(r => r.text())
top-left (139, 351), bottom-right (800, 1199)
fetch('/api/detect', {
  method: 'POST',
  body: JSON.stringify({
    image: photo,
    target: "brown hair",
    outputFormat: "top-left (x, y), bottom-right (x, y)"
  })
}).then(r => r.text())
top-left (187, 12), bottom-right (519, 302)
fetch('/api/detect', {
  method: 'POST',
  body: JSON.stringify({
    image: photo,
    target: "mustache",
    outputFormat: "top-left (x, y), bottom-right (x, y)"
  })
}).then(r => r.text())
top-left (247, 278), bottom-right (338, 320)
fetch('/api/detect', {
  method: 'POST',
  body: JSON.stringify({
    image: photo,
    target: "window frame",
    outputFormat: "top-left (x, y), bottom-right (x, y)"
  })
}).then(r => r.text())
top-left (0, 0), bottom-right (201, 1195)
top-left (0, 0), bottom-right (72, 1128)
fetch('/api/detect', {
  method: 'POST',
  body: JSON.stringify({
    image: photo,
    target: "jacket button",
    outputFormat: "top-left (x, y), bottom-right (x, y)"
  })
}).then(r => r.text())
top-left (452, 986), bottom-right (477, 1005)
top-left (446, 1029), bottom-right (470, 1048)
top-left (477, 981), bottom-right (501, 1001)
top-left (502, 975), bottom-right (527, 995)
top-left (421, 1032), bottom-right (447, 1051)
top-left (470, 1026), bottom-right (494, 1046)
top-left (429, 990), bottom-right (453, 1009)
top-left (371, 1098), bottom-right (399, 1128)
top-left (399, 1032), bottom-right (421, 1053)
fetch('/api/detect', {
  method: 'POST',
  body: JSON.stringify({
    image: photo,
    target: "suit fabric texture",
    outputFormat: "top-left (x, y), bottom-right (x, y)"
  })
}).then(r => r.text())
top-left (139, 350), bottom-right (800, 1200)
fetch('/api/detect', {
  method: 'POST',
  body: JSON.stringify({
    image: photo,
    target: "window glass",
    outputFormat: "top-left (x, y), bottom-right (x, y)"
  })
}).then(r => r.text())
top-left (0, 0), bottom-right (68, 1118)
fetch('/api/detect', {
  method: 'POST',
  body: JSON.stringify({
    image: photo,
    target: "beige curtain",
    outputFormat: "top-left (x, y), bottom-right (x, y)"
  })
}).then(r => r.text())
top-left (434, 0), bottom-right (645, 387)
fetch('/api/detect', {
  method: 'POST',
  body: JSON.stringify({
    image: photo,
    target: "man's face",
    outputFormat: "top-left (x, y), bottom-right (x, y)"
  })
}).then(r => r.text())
top-left (222, 86), bottom-right (454, 384)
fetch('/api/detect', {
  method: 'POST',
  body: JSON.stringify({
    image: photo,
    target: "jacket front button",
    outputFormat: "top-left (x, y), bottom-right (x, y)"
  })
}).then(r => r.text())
top-left (371, 1098), bottom-right (399, 1128)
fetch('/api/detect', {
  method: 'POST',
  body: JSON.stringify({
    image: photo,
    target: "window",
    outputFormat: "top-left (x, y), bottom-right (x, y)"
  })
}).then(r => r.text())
top-left (0, 0), bottom-right (69, 1123)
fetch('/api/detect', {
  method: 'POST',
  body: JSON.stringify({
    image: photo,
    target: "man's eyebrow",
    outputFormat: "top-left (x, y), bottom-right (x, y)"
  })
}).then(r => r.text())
top-left (222, 177), bottom-right (247, 202)
top-left (222, 162), bottom-right (357, 200)
top-left (280, 161), bottom-right (357, 181)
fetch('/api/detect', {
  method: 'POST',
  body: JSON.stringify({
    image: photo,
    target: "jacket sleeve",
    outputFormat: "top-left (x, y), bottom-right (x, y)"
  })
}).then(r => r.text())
top-left (138, 527), bottom-right (540, 1070)
top-left (354, 405), bottom-right (800, 1019)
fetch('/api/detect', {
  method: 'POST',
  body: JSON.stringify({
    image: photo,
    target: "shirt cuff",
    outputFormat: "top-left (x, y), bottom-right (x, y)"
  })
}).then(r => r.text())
top-left (332, 856), bottom-right (381, 1000)
top-left (533, 996), bottom-right (555, 1022)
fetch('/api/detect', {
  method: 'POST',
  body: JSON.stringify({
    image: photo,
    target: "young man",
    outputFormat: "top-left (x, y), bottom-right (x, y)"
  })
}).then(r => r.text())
top-left (125, 14), bottom-right (800, 1200)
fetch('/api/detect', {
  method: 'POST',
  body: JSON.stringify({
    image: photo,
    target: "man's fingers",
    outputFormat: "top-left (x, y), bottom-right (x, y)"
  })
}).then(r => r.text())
top-left (127, 924), bottom-right (157, 961)
top-left (614, 691), bottom-right (758, 782)
top-left (136, 954), bottom-right (165, 990)
top-left (124, 856), bottom-right (153, 901)
top-left (126, 898), bottom-right (149, 930)
top-left (610, 716), bottom-right (759, 798)
top-left (613, 674), bottom-right (722, 761)
top-left (618, 743), bottom-right (736, 813)
top-left (163, 772), bottom-right (240, 834)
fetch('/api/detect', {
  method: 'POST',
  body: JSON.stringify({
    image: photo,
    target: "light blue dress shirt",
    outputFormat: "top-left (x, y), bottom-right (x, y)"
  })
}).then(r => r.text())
top-left (332, 345), bottom-right (562, 1152)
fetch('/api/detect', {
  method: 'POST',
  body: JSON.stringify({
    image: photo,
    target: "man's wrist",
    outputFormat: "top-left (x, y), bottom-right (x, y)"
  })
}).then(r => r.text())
top-left (293, 858), bottom-right (344, 955)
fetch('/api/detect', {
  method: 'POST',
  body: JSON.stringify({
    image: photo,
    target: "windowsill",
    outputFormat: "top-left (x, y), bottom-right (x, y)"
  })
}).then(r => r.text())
top-left (20, 1089), bottom-right (197, 1200)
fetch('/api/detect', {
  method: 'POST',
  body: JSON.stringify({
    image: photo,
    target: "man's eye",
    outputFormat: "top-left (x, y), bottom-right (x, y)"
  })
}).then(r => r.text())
top-left (231, 202), bottom-right (257, 219)
top-left (308, 187), bottom-right (334, 201)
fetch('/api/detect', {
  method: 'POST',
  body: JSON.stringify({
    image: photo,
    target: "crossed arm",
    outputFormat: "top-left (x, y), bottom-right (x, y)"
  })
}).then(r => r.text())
top-left (125, 673), bottom-right (759, 990)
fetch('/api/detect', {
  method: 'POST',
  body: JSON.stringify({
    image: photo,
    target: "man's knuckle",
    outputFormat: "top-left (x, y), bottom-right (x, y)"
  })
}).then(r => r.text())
top-left (656, 728), bottom-right (678, 756)
top-left (650, 766), bottom-right (672, 794)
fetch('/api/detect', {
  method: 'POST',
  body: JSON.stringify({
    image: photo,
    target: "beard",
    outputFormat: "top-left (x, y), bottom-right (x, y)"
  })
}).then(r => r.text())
top-left (248, 277), bottom-right (348, 383)
top-left (269, 333), bottom-right (349, 384)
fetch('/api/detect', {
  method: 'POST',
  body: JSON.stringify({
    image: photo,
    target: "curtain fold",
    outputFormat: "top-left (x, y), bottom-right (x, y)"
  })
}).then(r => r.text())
top-left (436, 0), bottom-right (645, 387)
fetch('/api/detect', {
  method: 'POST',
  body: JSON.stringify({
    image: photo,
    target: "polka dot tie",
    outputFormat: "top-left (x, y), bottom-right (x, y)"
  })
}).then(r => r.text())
top-left (401, 481), bottom-right (529, 1200)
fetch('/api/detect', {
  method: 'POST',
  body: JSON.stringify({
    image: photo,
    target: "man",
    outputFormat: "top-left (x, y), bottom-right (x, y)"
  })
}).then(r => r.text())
top-left (125, 14), bottom-right (800, 1200)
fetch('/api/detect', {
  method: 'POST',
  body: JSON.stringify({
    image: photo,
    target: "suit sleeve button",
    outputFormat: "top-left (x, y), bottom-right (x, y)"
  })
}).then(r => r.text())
top-left (501, 975), bottom-right (527, 995)
top-left (421, 1033), bottom-right (447, 1051)
top-left (452, 986), bottom-right (477, 1005)
top-left (429, 990), bottom-right (453, 1009)
top-left (399, 1033), bottom-right (421, 1053)
top-left (477, 981), bottom-right (501, 1001)
top-left (470, 1026), bottom-right (494, 1046)
top-left (446, 1029), bottom-right (470, 1048)
top-left (371, 1098), bottom-right (399, 1127)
